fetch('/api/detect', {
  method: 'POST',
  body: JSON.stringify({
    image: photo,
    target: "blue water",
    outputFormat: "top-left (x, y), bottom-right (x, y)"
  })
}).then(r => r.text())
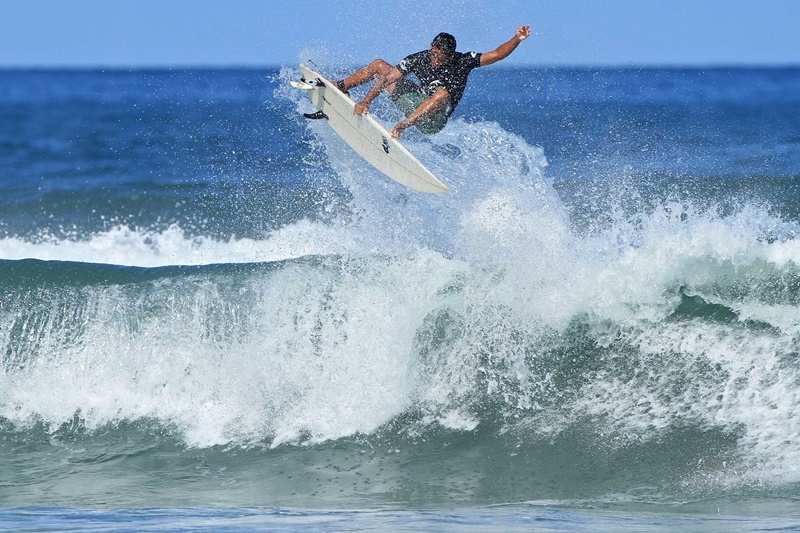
top-left (1, 65), bottom-right (800, 531)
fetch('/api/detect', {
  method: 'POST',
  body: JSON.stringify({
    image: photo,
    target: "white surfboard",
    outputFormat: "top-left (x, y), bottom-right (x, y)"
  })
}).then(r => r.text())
top-left (291, 64), bottom-right (449, 194)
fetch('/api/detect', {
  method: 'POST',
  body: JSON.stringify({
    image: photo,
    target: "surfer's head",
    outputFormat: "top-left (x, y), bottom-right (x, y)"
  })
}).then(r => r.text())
top-left (431, 32), bottom-right (456, 57)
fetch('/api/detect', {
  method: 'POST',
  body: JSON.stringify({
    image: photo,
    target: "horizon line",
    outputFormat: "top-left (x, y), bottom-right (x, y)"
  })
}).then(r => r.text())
top-left (1, 61), bottom-right (799, 71)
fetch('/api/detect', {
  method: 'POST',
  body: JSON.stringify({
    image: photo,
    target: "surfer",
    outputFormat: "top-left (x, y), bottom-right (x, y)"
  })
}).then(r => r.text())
top-left (337, 25), bottom-right (532, 139)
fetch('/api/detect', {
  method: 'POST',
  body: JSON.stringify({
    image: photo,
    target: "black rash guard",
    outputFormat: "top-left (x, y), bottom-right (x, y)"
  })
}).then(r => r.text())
top-left (396, 50), bottom-right (482, 116)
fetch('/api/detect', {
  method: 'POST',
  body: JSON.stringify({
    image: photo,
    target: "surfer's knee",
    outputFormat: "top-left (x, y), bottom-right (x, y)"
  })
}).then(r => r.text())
top-left (346, 59), bottom-right (393, 89)
top-left (366, 59), bottom-right (394, 76)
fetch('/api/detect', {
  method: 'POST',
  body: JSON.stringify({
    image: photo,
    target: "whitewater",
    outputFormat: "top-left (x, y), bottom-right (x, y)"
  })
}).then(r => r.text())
top-left (1, 65), bottom-right (800, 529)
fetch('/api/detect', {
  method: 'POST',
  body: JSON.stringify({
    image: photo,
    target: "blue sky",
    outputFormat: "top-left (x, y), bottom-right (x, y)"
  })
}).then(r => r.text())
top-left (1, 0), bottom-right (799, 67)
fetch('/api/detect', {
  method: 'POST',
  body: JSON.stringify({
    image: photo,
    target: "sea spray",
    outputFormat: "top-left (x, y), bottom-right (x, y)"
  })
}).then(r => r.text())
top-left (2, 67), bottom-right (800, 513)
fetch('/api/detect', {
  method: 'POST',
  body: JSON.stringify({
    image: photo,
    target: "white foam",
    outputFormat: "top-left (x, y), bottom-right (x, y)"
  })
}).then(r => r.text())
top-left (0, 220), bottom-right (363, 267)
top-left (0, 249), bottom-right (465, 448)
top-left (4, 89), bottom-right (800, 496)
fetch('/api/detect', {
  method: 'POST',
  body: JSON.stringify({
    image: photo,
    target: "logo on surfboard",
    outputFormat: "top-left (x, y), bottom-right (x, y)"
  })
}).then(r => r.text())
top-left (381, 137), bottom-right (390, 154)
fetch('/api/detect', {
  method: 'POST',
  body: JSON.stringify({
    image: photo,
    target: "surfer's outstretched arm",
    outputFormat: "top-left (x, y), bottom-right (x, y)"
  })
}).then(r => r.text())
top-left (479, 25), bottom-right (532, 66)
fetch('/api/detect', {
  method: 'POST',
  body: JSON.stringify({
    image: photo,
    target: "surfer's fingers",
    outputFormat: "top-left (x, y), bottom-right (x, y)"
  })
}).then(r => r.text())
top-left (354, 102), bottom-right (368, 115)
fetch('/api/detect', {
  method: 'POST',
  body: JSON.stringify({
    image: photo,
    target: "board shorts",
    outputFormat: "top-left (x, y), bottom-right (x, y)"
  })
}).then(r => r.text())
top-left (388, 78), bottom-right (449, 134)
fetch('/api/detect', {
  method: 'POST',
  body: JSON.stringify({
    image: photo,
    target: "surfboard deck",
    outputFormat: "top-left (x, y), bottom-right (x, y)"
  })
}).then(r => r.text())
top-left (292, 64), bottom-right (449, 194)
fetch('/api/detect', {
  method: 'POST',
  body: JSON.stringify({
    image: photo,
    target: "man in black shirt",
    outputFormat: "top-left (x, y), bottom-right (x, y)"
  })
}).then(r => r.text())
top-left (337, 25), bottom-right (531, 138)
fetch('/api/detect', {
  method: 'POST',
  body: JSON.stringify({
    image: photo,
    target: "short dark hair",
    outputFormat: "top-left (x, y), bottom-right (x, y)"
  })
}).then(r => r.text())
top-left (431, 32), bottom-right (456, 55)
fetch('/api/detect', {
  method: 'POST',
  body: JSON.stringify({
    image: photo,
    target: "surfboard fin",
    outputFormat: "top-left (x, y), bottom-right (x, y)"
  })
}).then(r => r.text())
top-left (290, 77), bottom-right (326, 91)
top-left (303, 111), bottom-right (328, 120)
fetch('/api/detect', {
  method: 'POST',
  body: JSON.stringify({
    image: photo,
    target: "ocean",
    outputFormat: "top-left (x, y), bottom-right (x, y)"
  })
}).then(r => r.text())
top-left (1, 64), bottom-right (799, 531)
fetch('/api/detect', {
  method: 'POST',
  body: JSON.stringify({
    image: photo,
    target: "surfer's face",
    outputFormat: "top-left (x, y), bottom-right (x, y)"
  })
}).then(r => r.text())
top-left (430, 46), bottom-right (450, 67)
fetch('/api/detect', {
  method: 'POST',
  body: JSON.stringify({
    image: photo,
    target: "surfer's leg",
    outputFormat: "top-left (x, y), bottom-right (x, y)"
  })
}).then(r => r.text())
top-left (339, 59), bottom-right (396, 93)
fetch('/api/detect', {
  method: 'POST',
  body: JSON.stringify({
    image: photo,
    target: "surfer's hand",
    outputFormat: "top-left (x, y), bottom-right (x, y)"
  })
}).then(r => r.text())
top-left (516, 25), bottom-right (531, 41)
top-left (391, 116), bottom-right (413, 138)
top-left (354, 101), bottom-right (370, 115)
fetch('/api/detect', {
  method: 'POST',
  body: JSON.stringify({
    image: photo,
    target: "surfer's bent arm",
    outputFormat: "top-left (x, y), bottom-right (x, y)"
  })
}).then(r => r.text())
top-left (479, 25), bottom-right (532, 66)
top-left (355, 67), bottom-right (403, 115)
top-left (390, 87), bottom-right (450, 139)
